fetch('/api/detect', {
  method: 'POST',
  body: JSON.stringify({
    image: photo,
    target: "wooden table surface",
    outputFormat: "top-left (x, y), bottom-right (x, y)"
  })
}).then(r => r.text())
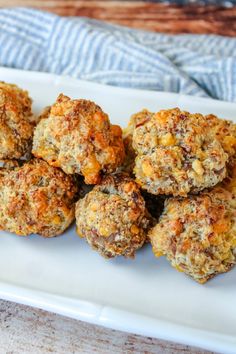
top-left (0, 1), bottom-right (233, 353)
top-left (0, 300), bottom-right (214, 354)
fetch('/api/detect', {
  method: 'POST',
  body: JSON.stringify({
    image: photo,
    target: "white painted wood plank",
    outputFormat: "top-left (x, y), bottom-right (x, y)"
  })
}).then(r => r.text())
top-left (0, 300), bottom-right (214, 354)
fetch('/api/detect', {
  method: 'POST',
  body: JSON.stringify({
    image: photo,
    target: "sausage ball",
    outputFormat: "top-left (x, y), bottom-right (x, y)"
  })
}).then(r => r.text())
top-left (133, 108), bottom-right (231, 196)
top-left (75, 174), bottom-right (150, 258)
top-left (148, 184), bottom-right (236, 283)
top-left (0, 82), bottom-right (34, 160)
top-left (0, 159), bottom-right (78, 237)
top-left (32, 94), bottom-right (125, 184)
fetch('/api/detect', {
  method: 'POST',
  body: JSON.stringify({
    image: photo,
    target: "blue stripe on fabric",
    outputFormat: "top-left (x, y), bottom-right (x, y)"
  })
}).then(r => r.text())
top-left (15, 7), bottom-right (54, 25)
top-left (0, 17), bottom-right (45, 45)
top-left (0, 10), bottom-right (50, 34)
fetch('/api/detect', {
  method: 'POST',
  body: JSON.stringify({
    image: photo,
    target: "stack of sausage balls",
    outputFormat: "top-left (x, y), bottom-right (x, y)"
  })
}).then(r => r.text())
top-left (1, 81), bottom-right (236, 284)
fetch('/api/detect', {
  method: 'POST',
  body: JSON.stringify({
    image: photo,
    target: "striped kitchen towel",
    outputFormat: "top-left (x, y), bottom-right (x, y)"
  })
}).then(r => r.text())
top-left (0, 7), bottom-right (236, 102)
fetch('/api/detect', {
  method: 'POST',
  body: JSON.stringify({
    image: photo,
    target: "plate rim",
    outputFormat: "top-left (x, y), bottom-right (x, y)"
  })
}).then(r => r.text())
top-left (0, 280), bottom-right (235, 354)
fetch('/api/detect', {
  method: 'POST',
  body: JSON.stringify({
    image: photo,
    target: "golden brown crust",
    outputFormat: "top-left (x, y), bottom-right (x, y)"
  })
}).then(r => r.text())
top-left (38, 105), bottom-right (51, 121)
top-left (75, 173), bottom-right (150, 258)
top-left (121, 109), bottom-right (154, 175)
top-left (148, 184), bottom-right (236, 283)
top-left (1, 159), bottom-right (22, 169)
top-left (206, 114), bottom-right (236, 158)
top-left (32, 94), bottom-right (125, 184)
top-left (0, 82), bottom-right (34, 160)
top-left (0, 159), bottom-right (78, 237)
top-left (133, 108), bottom-right (232, 196)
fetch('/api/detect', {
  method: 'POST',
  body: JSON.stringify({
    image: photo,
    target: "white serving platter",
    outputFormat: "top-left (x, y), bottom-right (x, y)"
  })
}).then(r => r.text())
top-left (0, 66), bottom-right (236, 354)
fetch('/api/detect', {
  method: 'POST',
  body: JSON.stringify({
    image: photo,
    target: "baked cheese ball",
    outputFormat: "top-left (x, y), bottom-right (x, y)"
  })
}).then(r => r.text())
top-left (133, 108), bottom-right (231, 196)
top-left (76, 174), bottom-right (150, 258)
top-left (32, 94), bottom-right (125, 184)
top-left (149, 184), bottom-right (236, 283)
top-left (0, 82), bottom-right (34, 160)
top-left (0, 159), bottom-right (78, 237)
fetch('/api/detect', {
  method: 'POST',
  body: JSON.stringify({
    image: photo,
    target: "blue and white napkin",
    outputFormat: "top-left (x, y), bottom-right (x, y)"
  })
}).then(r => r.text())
top-left (0, 7), bottom-right (236, 102)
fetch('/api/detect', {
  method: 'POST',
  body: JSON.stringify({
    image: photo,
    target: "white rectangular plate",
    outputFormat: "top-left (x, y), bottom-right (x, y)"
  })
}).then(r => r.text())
top-left (0, 67), bottom-right (236, 354)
